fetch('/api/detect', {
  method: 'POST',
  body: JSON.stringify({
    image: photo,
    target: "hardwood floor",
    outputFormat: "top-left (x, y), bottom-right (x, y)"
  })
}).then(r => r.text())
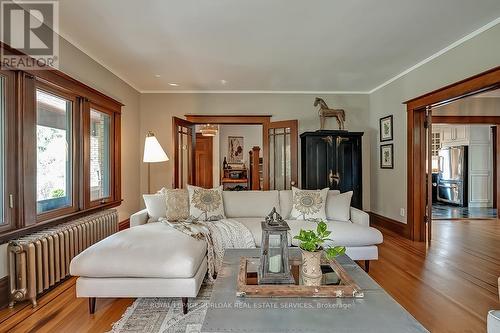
top-left (0, 219), bottom-right (498, 332)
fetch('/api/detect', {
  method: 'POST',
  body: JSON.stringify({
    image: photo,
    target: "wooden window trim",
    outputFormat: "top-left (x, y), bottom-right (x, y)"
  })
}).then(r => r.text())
top-left (34, 81), bottom-right (80, 222)
top-left (0, 70), bottom-right (17, 234)
top-left (0, 42), bottom-right (123, 241)
top-left (84, 102), bottom-right (116, 208)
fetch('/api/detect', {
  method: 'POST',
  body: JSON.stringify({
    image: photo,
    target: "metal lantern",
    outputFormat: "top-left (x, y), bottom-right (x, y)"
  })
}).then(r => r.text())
top-left (258, 208), bottom-right (295, 285)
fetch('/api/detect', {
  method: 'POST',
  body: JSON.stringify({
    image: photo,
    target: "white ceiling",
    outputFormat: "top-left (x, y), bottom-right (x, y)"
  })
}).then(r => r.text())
top-left (56, 0), bottom-right (500, 93)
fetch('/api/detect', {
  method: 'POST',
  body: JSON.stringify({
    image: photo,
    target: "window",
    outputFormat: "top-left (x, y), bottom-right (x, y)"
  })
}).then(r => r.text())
top-left (0, 70), bottom-right (16, 234)
top-left (36, 89), bottom-right (74, 214)
top-left (0, 44), bottom-right (122, 240)
top-left (89, 108), bottom-right (111, 202)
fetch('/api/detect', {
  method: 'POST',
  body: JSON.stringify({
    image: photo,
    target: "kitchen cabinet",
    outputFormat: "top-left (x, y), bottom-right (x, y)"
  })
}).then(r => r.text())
top-left (439, 125), bottom-right (469, 147)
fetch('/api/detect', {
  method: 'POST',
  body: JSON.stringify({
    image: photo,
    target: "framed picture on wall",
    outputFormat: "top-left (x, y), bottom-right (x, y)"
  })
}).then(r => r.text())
top-left (380, 144), bottom-right (394, 169)
top-left (379, 115), bottom-right (393, 142)
top-left (228, 136), bottom-right (244, 163)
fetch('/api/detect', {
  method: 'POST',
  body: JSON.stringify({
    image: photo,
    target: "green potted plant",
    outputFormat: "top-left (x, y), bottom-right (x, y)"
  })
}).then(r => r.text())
top-left (293, 221), bottom-right (346, 286)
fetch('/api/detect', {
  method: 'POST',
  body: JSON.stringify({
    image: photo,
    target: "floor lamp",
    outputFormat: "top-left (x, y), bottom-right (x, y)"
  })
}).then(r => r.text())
top-left (143, 131), bottom-right (169, 194)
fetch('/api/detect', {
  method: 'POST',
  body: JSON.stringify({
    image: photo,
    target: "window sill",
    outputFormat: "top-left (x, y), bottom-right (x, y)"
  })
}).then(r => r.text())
top-left (0, 200), bottom-right (122, 244)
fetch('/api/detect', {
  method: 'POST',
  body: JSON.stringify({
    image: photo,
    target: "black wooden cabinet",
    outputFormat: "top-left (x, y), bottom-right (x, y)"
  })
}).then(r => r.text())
top-left (300, 131), bottom-right (363, 209)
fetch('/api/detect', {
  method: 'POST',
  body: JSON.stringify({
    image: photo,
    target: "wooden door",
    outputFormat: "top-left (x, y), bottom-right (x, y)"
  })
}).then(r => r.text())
top-left (194, 133), bottom-right (213, 188)
top-left (426, 107), bottom-right (433, 242)
top-left (263, 120), bottom-right (298, 190)
top-left (173, 117), bottom-right (196, 189)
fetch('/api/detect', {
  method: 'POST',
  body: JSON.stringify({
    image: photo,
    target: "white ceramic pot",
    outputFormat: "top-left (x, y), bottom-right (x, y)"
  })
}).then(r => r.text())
top-left (301, 249), bottom-right (322, 286)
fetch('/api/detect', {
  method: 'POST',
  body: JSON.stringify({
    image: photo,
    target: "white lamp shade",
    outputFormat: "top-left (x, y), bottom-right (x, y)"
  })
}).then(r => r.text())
top-left (143, 135), bottom-right (169, 162)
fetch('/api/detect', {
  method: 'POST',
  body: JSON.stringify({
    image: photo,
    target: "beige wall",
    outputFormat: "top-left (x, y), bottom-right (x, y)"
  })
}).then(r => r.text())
top-left (219, 124), bottom-right (263, 167)
top-left (369, 23), bottom-right (500, 223)
top-left (139, 93), bottom-right (371, 209)
top-left (0, 37), bottom-right (141, 278)
top-left (58, 38), bottom-right (142, 222)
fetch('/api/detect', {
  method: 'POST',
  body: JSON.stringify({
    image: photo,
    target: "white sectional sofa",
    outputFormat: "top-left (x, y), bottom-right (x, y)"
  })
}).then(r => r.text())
top-left (487, 277), bottom-right (500, 333)
top-left (70, 190), bottom-right (382, 314)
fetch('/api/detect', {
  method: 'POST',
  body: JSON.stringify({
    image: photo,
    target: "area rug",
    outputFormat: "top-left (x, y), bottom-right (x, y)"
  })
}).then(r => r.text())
top-left (109, 284), bottom-right (212, 333)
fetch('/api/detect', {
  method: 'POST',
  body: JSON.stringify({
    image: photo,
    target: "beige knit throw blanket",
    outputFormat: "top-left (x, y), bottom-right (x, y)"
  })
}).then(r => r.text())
top-left (160, 218), bottom-right (255, 281)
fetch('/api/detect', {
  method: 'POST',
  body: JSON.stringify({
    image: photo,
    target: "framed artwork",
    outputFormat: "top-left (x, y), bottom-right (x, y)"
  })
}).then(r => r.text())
top-left (380, 144), bottom-right (394, 169)
top-left (379, 115), bottom-right (393, 142)
top-left (228, 136), bottom-right (244, 163)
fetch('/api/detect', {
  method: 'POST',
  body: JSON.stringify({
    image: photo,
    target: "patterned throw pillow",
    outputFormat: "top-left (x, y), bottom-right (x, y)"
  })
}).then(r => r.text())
top-left (164, 189), bottom-right (190, 221)
top-left (290, 187), bottom-right (329, 221)
top-left (187, 185), bottom-right (225, 221)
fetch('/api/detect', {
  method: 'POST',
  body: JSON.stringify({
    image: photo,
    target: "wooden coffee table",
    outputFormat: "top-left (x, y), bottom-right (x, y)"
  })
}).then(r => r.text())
top-left (201, 248), bottom-right (428, 333)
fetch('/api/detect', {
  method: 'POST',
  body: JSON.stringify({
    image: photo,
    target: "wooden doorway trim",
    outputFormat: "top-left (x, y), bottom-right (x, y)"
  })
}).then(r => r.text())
top-left (405, 66), bottom-right (500, 241)
top-left (185, 114), bottom-right (271, 125)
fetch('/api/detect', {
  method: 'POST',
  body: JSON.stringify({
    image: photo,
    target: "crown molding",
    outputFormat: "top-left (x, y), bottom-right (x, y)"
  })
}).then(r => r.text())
top-left (57, 31), bottom-right (141, 93)
top-left (58, 15), bottom-right (500, 96)
top-left (368, 17), bottom-right (500, 94)
top-left (139, 90), bottom-right (369, 94)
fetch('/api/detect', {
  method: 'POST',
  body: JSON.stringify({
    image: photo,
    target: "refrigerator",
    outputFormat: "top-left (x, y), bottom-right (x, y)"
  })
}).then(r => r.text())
top-left (437, 146), bottom-right (468, 206)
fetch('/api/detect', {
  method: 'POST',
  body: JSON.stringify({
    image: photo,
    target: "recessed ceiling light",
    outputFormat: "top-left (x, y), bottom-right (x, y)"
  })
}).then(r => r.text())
top-left (154, 74), bottom-right (161, 78)
top-left (220, 79), bottom-right (228, 85)
top-left (168, 83), bottom-right (180, 87)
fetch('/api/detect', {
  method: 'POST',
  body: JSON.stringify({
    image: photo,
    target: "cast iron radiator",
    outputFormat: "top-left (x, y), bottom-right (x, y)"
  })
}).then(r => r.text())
top-left (8, 209), bottom-right (118, 307)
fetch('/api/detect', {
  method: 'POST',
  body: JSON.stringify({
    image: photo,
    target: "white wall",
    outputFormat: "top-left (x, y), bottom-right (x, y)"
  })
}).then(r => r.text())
top-left (369, 23), bottom-right (500, 223)
top-left (218, 125), bottom-right (263, 167)
top-left (0, 36), bottom-right (141, 279)
top-left (434, 96), bottom-right (500, 116)
top-left (139, 93), bottom-right (371, 209)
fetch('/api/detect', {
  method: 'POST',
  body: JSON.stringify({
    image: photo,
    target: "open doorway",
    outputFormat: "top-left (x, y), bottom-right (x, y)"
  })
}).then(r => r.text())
top-left (430, 120), bottom-right (497, 220)
top-left (172, 115), bottom-right (298, 191)
top-left (406, 66), bottom-right (500, 242)
top-left (194, 124), bottom-right (263, 191)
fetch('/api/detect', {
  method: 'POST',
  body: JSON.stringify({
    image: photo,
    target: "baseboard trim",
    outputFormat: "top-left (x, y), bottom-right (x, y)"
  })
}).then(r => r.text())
top-left (118, 218), bottom-right (130, 231)
top-left (0, 276), bottom-right (9, 309)
top-left (369, 212), bottom-right (409, 239)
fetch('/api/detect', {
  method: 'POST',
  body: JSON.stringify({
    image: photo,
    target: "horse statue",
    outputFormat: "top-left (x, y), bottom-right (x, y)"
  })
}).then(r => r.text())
top-left (313, 97), bottom-right (346, 130)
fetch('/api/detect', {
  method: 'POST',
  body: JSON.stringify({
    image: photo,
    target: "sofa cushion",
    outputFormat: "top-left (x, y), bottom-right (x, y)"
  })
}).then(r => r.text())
top-left (287, 220), bottom-right (383, 247)
top-left (70, 223), bottom-right (207, 279)
top-left (232, 217), bottom-right (261, 244)
top-left (142, 194), bottom-right (166, 222)
top-left (236, 217), bottom-right (292, 247)
top-left (223, 190), bottom-right (280, 218)
top-left (326, 191), bottom-right (353, 222)
top-left (279, 190), bottom-right (340, 219)
top-left (290, 187), bottom-right (329, 220)
top-left (188, 185), bottom-right (225, 221)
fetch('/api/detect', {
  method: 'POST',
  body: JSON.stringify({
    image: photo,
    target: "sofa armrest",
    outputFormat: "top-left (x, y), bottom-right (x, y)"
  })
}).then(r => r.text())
top-left (130, 209), bottom-right (149, 227)
top-left (350, 207), bottom-right (369, 227)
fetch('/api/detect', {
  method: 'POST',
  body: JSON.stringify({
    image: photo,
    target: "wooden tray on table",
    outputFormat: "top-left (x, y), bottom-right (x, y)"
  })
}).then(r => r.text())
top-left (236, 256), bottom-right (364, 298)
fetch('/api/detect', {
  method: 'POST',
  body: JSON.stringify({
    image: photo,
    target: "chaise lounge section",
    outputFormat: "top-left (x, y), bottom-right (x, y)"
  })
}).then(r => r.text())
top-left (70, 190), bottom-right (382, 314)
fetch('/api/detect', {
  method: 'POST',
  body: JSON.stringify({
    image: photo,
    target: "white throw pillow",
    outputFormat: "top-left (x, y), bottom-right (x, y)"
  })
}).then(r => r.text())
top-left (187, 185), bottom-right (226, 221)
top-left (326, 191), bottom-right (353, 222)
top-left (142, 194), bottom-right (167, 222)
top-left (290, 187), bottom-right (329, 221)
